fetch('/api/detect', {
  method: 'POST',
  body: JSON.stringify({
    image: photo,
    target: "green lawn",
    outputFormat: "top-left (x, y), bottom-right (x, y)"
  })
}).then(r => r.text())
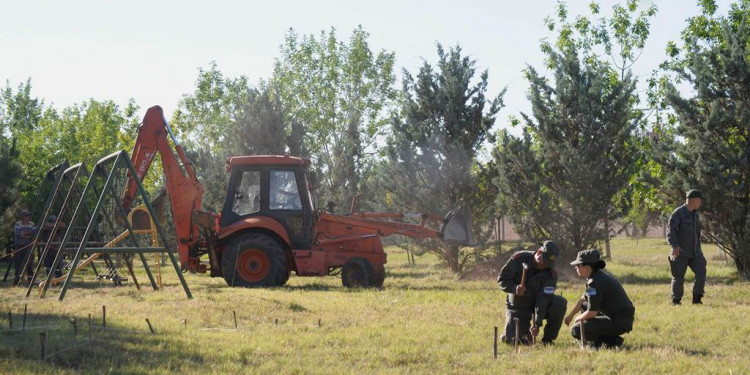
top-left (1, 237), bottom-right (748, 374)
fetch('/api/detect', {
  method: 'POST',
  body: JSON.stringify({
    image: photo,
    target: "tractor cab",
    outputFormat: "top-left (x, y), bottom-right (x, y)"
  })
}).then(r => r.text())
top-left (220, 155), bottom-right (315, 249)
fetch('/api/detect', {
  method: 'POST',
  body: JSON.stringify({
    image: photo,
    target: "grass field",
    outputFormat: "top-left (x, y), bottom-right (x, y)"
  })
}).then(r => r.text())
top-left (1, 237), bottom-right (748, 374)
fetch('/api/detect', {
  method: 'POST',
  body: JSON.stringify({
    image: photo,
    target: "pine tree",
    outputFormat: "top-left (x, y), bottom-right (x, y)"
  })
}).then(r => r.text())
top-left (382, 44), bottom-right (504, 273)
top-left (493, 44), bottom-right (638, 257)
top-left (658, 1), bottom-right (750, 278)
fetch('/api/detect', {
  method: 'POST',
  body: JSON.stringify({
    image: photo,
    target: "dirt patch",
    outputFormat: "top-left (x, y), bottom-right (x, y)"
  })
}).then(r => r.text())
top-left (461, 249), bottom-right (578, 283)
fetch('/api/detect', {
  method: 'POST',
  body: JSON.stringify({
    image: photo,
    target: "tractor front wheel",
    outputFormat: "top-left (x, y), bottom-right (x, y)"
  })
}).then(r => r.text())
top-left (372, 264), bottom-right (385, 288)
top-left (222, 233), bottom-right (289, 287)
top-left (341, 257), bottom-right (376, 288)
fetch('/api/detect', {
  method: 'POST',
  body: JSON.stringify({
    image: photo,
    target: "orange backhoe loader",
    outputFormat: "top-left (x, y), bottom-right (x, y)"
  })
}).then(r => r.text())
top-left (122, 105), bottom-right (473, 288)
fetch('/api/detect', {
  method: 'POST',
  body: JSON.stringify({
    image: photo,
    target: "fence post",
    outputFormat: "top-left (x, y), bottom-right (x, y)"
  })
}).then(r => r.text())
top-left (494, 326), bottom-right (498, 359)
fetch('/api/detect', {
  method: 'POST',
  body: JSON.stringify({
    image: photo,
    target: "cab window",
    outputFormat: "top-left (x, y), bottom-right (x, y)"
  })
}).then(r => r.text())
top-left (270, 170), bottom-right (302, 210)
top-left (232, 171), bottom-right (261, 215)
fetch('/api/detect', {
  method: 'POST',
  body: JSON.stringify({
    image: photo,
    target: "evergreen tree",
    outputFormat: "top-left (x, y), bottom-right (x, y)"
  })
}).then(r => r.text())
top-left (383, 44), bottom-right (504, 273)
top-left (493, 35), bottom-right (638, 257)
top-left (657, 0), bottom-right (750, 278)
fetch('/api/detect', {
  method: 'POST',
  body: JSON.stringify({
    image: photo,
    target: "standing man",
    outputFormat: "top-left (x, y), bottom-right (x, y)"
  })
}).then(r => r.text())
top-left (667, 189), bottom-right (707, 305)
top-left (13, 210), bottom-right (36, 285)
top-left (497, 240), bottom-right (567, 345)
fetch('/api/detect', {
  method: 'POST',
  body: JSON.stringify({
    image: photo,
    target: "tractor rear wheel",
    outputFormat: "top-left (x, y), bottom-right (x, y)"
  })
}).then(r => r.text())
top-left (222, 233), bottom-right (289, 287)
top-left (341, 257), bottom-right (375, 288)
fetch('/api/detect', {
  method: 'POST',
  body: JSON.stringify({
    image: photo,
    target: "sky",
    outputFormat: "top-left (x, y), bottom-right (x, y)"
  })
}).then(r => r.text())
top-left (0, 0), bottom-right (737, 132)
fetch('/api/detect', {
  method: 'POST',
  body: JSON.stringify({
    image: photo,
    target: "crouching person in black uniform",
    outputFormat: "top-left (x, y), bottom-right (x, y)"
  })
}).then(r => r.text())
top-left (566, 249), bottom-right (635, 348)
top-left (497, 240), bottom-right (567, 345)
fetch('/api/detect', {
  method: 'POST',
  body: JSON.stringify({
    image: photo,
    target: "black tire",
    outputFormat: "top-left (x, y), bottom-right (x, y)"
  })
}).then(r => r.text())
top-left (222, 233), bottom-right (289, 287)
top-left (341, 257), bottom-right (375, 288)
top-left (372, 264), bottom-right (386, 288)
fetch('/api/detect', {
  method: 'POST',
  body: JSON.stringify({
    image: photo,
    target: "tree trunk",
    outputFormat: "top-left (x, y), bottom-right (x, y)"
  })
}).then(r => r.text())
top-left (604, 216), bottom-right (612, 260)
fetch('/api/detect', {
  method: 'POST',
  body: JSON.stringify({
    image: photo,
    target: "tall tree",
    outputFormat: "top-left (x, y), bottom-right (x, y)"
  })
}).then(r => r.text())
top-left (173, 63), bottom-right (288, 210)
top-left (656, 0), bottom-right (750, 278)
top-left (1, 79), bottom-right (44, 213)
top-left (383, 44), bottom-right (504, 273)
top-left (272, 26), bottom-right (397, 209)
top-left (492, 2), bottom-right (640, 257)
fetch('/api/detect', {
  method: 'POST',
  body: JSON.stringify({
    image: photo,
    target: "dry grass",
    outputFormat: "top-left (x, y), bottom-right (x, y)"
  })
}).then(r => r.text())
top-left (1, 237), bottom-right (748, 374)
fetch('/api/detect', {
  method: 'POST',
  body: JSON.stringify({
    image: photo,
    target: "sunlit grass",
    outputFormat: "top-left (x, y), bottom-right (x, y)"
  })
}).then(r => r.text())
top-left (1, 237), bottom-right (748, 374)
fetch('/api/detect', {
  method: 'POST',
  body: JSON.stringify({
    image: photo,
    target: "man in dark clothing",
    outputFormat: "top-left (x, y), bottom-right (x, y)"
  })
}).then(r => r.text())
top-left (497, 240), bottom-right (567, 345)
top-left (567, 249), bottom-right (635, 348)
top-left (13, 210), bottom-right (36, 285)
top-left (667, 189), bottom-right (707, 305)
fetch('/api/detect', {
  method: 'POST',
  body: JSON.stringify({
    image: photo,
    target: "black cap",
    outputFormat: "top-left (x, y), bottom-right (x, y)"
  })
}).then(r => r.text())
top-left (20, 210), bottom-right (30, 217)
top-left (686, 189), bottom-right (703, 199)
top-left (570, 249), bottom-right (600, 266)
top-left (540, 240), bottom-right (559, 268)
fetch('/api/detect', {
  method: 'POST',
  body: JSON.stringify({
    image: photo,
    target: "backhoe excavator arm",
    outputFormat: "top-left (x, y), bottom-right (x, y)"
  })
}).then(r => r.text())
top-left (122, 105), bottom-right (205, 270)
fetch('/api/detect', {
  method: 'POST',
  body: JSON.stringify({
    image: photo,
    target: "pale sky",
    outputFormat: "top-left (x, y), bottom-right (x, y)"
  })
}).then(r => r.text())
top-left (0, 0), bottom-right (735, 131)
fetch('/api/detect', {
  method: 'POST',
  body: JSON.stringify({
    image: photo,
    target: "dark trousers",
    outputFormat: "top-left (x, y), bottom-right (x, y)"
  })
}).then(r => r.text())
top-left (44, 247), bottom-right (62, 278)
top-left (504, 295), bottom-right (567, 343)
top-left (12, 244), bottom-right (33, 282)
top-left (571, 307), bottom-right (635, 345)
top-left (669, 255), bottom-right (707, 301)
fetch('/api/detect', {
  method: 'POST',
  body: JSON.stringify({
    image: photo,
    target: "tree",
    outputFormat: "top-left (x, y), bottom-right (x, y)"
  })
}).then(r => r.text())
top-left (492, 2), bottom-right (640, 257)
top-left (1, 79), bottom-right (44, 215)
top-left (172, 63), bottom-right (288, 211)
top-left (272, 26), bottom-right (397, 210)
top-left (382, 44), bottom-right (504, 273)
top-left (656, 0), bottom-right (750, 278)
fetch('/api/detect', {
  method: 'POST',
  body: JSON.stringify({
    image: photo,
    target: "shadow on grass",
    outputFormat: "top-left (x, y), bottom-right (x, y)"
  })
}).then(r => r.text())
top-left (385, 271), bottom-right (434, 279)
top-left (630, 342), bottom-right (711, 357)
top-left (0, 311), bottom-right (207, 372)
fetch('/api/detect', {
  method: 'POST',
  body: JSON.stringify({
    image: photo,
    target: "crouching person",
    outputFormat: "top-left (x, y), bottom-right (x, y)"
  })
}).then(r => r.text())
top-left (566, 249), bottom-right (635, 348)
top-left (497, 240), bottom-right (567, 345)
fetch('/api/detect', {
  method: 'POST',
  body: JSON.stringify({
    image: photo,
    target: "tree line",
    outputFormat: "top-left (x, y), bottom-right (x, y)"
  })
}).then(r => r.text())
top-left (2, 0), bottom-right (749, 278)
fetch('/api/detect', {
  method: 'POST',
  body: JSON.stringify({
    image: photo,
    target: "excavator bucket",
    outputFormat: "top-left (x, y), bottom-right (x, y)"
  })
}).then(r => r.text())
top-left (441, 205), bottom-right (474, 247)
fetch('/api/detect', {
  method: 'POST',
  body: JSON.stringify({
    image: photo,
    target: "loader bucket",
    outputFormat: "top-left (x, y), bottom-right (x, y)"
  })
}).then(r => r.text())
top-left (441, 205), bottom-right (474, 246)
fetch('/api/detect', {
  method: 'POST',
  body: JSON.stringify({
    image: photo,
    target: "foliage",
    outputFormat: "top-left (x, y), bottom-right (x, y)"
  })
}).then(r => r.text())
top-left (655, 0), bottom-right (750, 278)
top-left (172, 62), bottom-right (287, 211)
top-left (382, 44), bottom-right (504, 273)
top-left (493, 2), bottom-right (642, 257)
top-left (272, 26), bottom-right (397, 210)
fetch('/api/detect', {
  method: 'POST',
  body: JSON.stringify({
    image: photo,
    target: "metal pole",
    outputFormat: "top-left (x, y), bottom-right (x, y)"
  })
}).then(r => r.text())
top-left (59, 162), bottom-right (120, 301)
top-left (494, 326), bottom-right (498, 359)
top-left (39, 164), bottom-right (89, 298)
top-left (514, 317), bottom-right (520, 354)
top-left (121, 152), bottom-right (192, 299)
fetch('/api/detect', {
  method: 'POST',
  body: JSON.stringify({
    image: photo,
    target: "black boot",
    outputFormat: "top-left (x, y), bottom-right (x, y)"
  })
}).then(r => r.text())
top-left (692, 294), bottom-right (703, 305)
top-left (599, 335), bottom-right (625, 348)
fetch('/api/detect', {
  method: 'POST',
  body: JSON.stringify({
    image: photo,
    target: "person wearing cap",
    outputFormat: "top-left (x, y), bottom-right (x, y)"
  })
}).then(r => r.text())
top-left (667, 189), bottom-right (706, 305)
top-left (497, 240), bottom-right (567, 345)
top-left (13, 209), bottom-right (36, 285)
top-left (566, 249), bottom-right (635, 348)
